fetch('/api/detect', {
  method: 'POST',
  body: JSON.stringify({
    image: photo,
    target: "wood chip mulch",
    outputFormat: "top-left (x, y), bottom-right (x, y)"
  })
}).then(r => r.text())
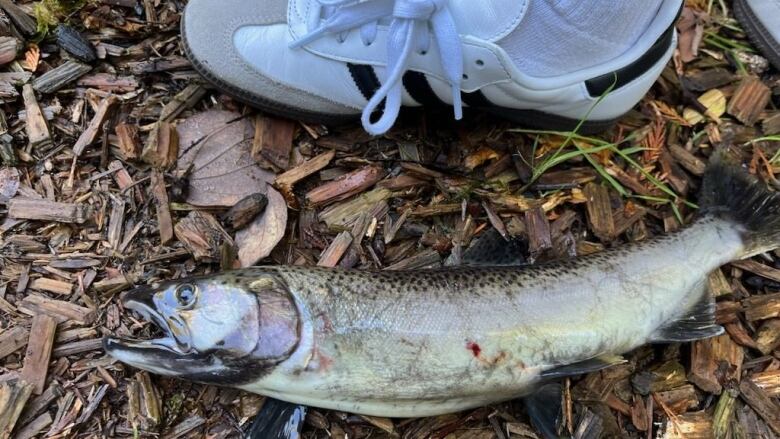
top-left (0, 0), bottom-right (778, 438)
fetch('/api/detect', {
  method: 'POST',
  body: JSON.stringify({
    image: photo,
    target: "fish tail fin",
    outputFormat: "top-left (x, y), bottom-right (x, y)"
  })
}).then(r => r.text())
top-left (701, 149), bottom-right (780, 258)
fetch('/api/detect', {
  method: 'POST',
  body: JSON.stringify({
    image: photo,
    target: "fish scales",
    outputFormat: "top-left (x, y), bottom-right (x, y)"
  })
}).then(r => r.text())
top-left (245, 216), bottom-right (741, 415)
top-left (104, 152), bottom-right (780, 418)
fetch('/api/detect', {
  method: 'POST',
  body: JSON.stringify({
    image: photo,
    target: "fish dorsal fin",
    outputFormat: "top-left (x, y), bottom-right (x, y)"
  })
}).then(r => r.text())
top-left (459, 229), bottom-right (526, 267)
top-left (649, 293), bottom-right (724, 343)
top-left (524, 383), bottom-right (565, 439)
top-left (540, 354), bottom-right (626, 380)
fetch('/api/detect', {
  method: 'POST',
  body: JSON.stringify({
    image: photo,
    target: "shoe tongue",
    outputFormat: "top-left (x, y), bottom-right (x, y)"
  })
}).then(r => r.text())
top-left (446, 0), bottom-right (527, 42)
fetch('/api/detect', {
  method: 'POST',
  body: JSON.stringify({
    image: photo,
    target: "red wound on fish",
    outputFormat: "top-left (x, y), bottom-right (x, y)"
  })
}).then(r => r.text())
top-left (466, 341), bottom-right (481, 357)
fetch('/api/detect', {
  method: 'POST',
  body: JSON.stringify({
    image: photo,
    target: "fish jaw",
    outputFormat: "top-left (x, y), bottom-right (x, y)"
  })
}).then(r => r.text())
top-left (102, 337), bottom-right (227, 378)
top-left (103, 286), bottom-right (223, 377)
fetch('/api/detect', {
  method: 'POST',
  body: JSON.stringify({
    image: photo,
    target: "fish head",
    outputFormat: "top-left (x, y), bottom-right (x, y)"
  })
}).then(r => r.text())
top-left (104, 272), bottom-right (300, 385)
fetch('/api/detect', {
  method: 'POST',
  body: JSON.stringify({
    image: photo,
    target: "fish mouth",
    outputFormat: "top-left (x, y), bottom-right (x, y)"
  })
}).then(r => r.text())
top-left (103, 287), bottom-right (197, 375)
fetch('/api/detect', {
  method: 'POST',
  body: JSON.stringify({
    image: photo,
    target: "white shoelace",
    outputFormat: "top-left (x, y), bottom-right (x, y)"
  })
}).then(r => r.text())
top-left (290, 0), bottom-right (464, 135)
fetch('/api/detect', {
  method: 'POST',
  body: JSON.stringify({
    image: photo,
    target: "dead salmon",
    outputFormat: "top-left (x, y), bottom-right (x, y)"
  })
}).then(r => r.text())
top-left (104, 151), bottom-right (780, 418)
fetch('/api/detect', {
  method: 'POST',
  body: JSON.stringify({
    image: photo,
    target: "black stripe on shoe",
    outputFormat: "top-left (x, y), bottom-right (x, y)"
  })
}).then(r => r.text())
top-left (402, 71), bottom-right (447, 106)
top-left (405, 71), bottom-right (496, 108)
top-left (347, 63), bottom-right (381, 101)
top-left (462, 90), bottom-right (492, 107)
top-left (347, 63), bottom-right (384, 121)
top-left (584, 20), bottom-right (676, 97)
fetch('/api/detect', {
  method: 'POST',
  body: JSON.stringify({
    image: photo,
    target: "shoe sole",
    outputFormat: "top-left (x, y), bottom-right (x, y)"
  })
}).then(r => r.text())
top-left (181, 18), bottom-right (626, 134)
top-left (734, 0), bottom-right (780, 70)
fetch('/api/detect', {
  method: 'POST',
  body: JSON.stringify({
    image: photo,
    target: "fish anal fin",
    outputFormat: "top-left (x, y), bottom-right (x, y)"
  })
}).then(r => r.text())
top-left (649, 293), bottom-right (724, 343)
top-left (524, 383), bottom-right (564, 439)
top-left (540, 354), bottom-right (626, 380)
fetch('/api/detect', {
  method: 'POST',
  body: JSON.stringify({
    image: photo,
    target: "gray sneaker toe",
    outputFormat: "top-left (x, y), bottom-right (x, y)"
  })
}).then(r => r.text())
top-left (182, 0), bottom-right (360, 122)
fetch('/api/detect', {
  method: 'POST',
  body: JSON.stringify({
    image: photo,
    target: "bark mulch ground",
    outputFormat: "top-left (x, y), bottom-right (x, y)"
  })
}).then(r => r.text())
top-left (0, 0), bottom-right (779, 438)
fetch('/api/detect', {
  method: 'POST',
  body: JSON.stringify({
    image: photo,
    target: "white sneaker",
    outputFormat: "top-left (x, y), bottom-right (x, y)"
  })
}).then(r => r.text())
top-left (182, 0), bottom-right (682, 135)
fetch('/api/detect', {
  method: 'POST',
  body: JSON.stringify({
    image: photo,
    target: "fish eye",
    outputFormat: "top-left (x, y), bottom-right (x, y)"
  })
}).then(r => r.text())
top-left (175, 284), bottom-right (197, 308)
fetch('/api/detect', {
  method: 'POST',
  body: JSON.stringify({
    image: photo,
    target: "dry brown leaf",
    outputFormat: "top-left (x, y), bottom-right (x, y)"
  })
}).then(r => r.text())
top-left (177, 110), bottom-right (275, 207)
top-left (0, 167), bottom-right (19, 204)
top-left (676, 8), bottom-right (707, 63)
top-left (22, 44), bottom-right (39, 72)
top-left (177, 110), bottom-right (287, 266)
top-left (235, 185), bottom-right (287, 267)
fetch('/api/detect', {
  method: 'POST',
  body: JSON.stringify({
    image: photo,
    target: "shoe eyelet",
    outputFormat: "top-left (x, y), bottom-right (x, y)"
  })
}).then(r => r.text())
top-left (475, 59), bottom-right (485, 68)
top-left (418, 51), bottom-right (428, 56)
top-left (462, 74), bottom-right (469, 80)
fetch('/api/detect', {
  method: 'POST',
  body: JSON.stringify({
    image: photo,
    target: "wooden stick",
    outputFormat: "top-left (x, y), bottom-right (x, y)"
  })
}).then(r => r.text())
top-left (275, 149), bottom-right (335, 188)
top-left (20, 314), bottom-right (57, 394)
top-left (21, 85), bottom-right (51, 151)
top-left (739, 378), bottom-right (780, 435)
top-left (662, 411), bottom-right (713, 438)
top-left (583, 183), bottom-right (615, 241)
top-left (115, 123), bottom-right (140, 160)
top-left (252, 114), bottom-right (295, 170)
top-left (727, 76), bottom-right (771, 126)
top-left (107, 196), bottom-right (125, 250)
top-left (317, 231), bottom-right (353, 267)
top-left (29, 278), bottom-right (72, 296)
top-left (688, 337), bottom-right (721, 394)
top-left (31, 61), bottom-right (92, 94)
top-left (750, 370), bottom-right (780, 397)
top-left (8, 198), bottom-right (89, 224)
top-left (0, 326), bottom-right (28, 360)
top-left (18, 383), bottom-right (63, 426)
top-left (731, 260), bottom-right (780, 283)
top-left (0, 380), bottom-right (33, 439)
top-left (743, 292), bottom-right (780, 321)
top-left (150, 170), bottom-right (174, 244)
top-left (305, 166), bottom-right (385, 206)
top-left (72, 95), bottom-right (118, 156)
top-left (174, 211), bottom-right (233, 262)
top-left (0, 36), bottom-right (19, 66)
top-left (755, 319), bottom-right (780, 355)
top-left (159, 84), bottom-right (206, 122)
top-left (18, 295), bottom-right (95, 325)
top-left (525, 206), bottom-right (552, 256)
top-left (0, 0), bottom-right (36, 35)
top-left (142, 121), bottom-right (178, 169)
top-left (12, 412), bottom-right (52, 439)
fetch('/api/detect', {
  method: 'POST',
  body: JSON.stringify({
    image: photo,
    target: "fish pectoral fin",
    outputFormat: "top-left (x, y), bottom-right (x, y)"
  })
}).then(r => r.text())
top-left (524, 383), bottom-right (565, 439)
top-left (649, 293), bottom-right (724, 343)
top-left (245, 398), bottom-right (307, 439)
top-left (539, 354), bottom-right (626, 380)
top-left (529, 356), bottom-right (624, 438)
